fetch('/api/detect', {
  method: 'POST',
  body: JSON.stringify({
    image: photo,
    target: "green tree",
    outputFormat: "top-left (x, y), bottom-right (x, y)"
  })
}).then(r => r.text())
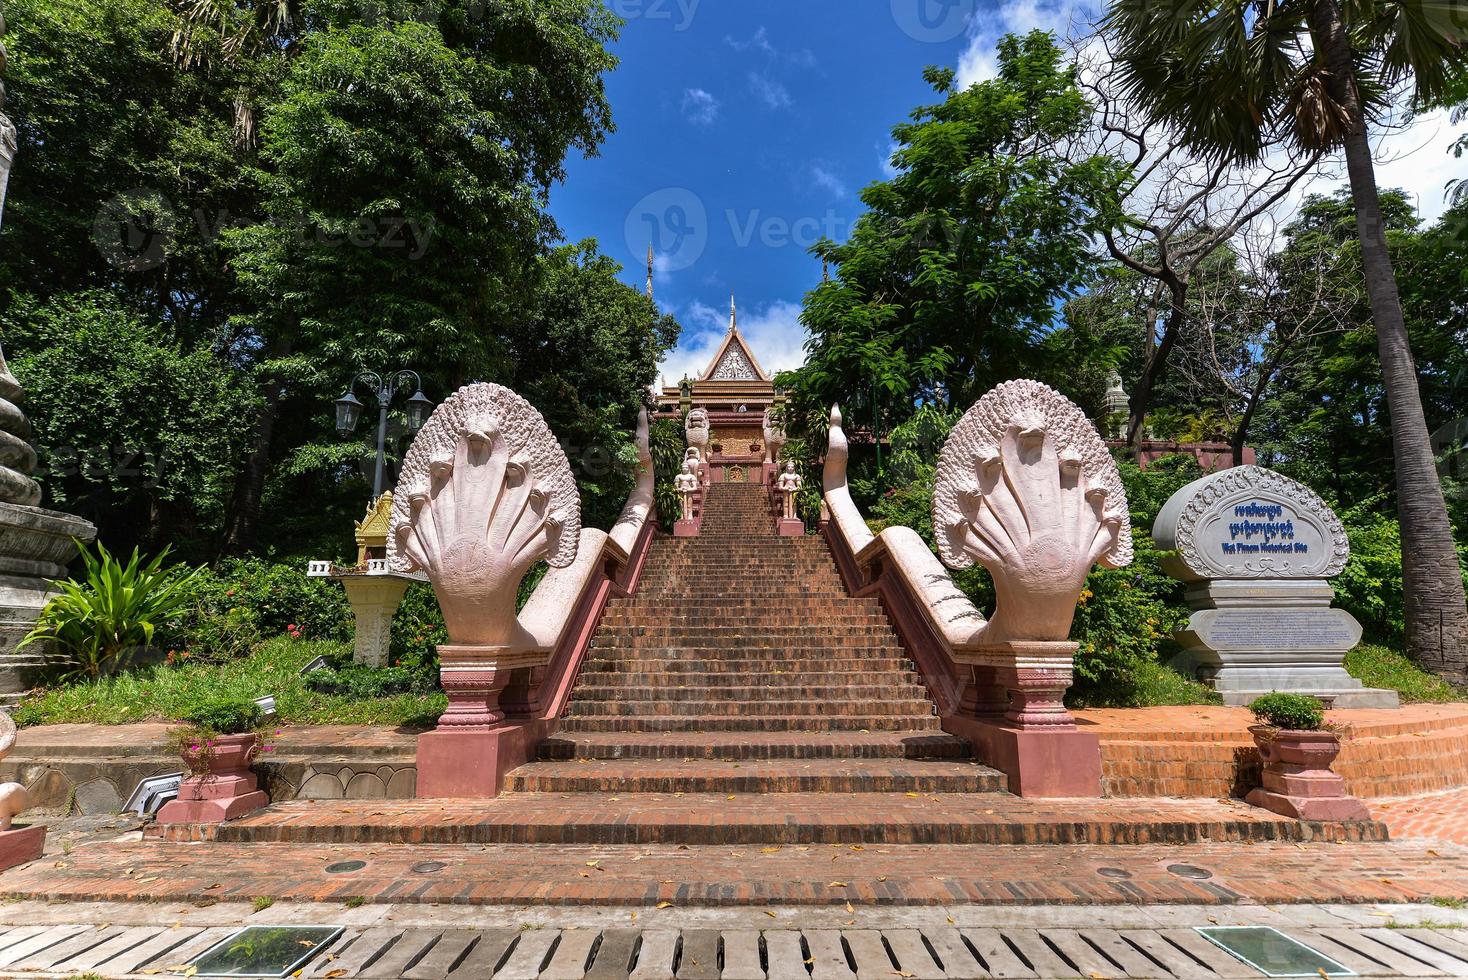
top-left (2, 293), bottom-right (259, 556)
top-left (786, 32), bottom-right (1128, 445)
top-left (1104, 0), bottom-right (1468, 680)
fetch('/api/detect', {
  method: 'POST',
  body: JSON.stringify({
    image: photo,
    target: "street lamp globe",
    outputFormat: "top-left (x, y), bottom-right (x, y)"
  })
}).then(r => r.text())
top-left (334, 391), bottom-right (365, 436)
top-left (405, 390), bottom-right (434, 434)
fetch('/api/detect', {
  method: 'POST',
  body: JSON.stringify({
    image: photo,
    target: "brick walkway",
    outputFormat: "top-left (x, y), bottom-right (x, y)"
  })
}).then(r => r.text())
top-left (1372, 787), bottom-right (1468, 845)
top-left (5, 837), bottom-right (1465, 908)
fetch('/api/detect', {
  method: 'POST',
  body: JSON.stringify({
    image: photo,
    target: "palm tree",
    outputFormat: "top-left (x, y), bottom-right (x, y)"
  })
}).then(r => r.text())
top-left (1103, 0), bottom-right (1468, 681)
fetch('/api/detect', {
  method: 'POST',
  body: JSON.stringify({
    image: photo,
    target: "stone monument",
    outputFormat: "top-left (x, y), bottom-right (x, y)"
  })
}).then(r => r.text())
top-left (1153, 465), bottom-right (1397, 707)
top-left (1103, 371), bottom-right (1129, 440)
top-left (761, 406), bottom-right (786, 484)
top-left (0, 7), bottom-right (14, 232)
top-left (0, 14), bottom-right (99, 697)
top-left (775, 461), bottom-right (802, 536)
top-left (684, 407), bottom-right (709, 468)
top-left (674, 461), bottom-right (700, 537)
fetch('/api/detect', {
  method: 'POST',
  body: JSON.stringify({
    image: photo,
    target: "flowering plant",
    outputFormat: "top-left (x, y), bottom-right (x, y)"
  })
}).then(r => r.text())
top-left (167, 699), bottom-right (273, 777)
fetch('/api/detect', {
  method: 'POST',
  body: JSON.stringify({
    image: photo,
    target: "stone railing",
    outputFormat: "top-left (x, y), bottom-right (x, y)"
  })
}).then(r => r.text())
top-left (819, 382), bottom-right (1132, 797)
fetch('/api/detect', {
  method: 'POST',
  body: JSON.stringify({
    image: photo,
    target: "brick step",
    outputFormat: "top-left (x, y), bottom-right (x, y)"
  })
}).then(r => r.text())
top-left (505, 758), bottom-right (1008, 794)
top-left (558, 714), bottom-right (944, 733)
top-left (597, 625), bottom-right (896, 637)
top-left (568, 683), bottom-right (931, 702)
top-left (565, 698), bottom-right (938, 718)
top-left (580, 658), bottom-right (915, 675)
top-left (575, 669), bottom-right (923, 687)
top-left (597, 616), bottom-right (891, 628)
top-left (612, 596), bottom-right (863, 608)
top-left (538, 730), bottom-right (972, 760)
top-left (213, 795), bottom-right (1390, 846)
top-left (585, 644), bottom-right (907, 657)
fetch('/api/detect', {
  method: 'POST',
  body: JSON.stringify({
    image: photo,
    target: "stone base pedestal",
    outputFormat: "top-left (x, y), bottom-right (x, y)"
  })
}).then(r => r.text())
top-left (0, 825), bottom-right (44, 871)
top-left (673, 519), bottom-right (699, 537)
top-left (776, 517), bottom-right (803, 537)
top-left (948, 642), bottom-right (1102, 797)
top-left (948, 716), bottom-right (1102, 797)
top-left (1173, 580), bottom-right (1399, 709)
top-left (156, 786), bottom-right (269, 824)
top-left (1245, 779), bottom-right (1371, 822)
top-left (416, 721), bottom-right (547, 798)
top-left (0, 502), bottom-right (97, 694)
top-left (338, 574), bottom-right (414, 668)
top-left (1245, 728), bottom-right (1370, 821)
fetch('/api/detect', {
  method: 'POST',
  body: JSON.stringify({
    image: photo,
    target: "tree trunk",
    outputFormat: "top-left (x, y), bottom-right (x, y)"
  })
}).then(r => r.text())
top-left (222, 339), bottom-right (291, 556)
top-left (1127, 281), bottom-right (1186, 448)
top-left (1311, 0), bottom-right (1468, 682)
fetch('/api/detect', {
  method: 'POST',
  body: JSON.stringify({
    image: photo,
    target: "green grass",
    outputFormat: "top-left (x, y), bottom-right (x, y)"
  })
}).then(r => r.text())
top-left (1429, 897), bottom-right (1468, 910)
top-left (1069, 659), bottom-right (1224, 709)
top-left (12, 637), bottom-right (445, 728)
top-left (1346, 643), bottom-right (1468, 703)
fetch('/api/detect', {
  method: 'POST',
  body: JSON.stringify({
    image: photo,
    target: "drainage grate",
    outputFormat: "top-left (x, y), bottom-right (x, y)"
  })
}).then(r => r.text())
top-left (1197, 926), bottom-right (1353, 977)
top-left (188, 925), bottom-right (344, 978)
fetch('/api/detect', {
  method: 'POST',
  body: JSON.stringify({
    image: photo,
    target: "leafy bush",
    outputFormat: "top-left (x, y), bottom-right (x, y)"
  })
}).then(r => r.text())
top-left (1248, 692), bottom-right (1327, 731)
top-left (21, 543), bottom-right (204, 678)
top-left (390, 583), bottom-right (446, 678)
top-left (1333, 504), bottom-right (1406, 641)
top-left (178, 697), bottom-right (264, 735)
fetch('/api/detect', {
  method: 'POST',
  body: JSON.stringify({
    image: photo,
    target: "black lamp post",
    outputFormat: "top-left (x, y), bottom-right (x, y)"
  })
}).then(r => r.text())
top-left (334, 370), bottom-right (433, 498)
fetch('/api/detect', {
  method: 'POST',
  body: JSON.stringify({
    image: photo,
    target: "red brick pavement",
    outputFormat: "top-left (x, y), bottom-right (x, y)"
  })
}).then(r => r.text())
top-left (1372, 787), bottom-right (1468, 845)
top-left (5, 838), bottom-right (1464, 907)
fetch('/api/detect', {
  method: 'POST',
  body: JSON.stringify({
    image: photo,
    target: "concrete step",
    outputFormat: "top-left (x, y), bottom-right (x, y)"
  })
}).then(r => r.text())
top-left (557, 714), bottom-right (945, 733)
top-left (564, 698), bottom-right (938, 719)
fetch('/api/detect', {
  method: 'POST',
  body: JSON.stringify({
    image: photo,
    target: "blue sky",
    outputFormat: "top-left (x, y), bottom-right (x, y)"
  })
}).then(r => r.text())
top-left (547, 0), bottom-right (1466, 385)
top-left (549, 1), bottom-right (988, 383)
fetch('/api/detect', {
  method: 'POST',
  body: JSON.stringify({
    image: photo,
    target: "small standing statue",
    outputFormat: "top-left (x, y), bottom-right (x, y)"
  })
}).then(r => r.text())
top-left (674, 460), bottom-right (700, 536)
top-left (0, 6), bottom-right (15, 232)
top-left (776, 462), bottom-right (803, 535)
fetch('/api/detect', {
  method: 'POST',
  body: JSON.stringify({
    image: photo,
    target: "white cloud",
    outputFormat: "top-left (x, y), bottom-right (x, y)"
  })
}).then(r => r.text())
top-left (748, 72), bottom-right (793, 110)
top-left (726, 27), bottom-right (776, 55)
top-left (956, 0), bottom-right (1095, 87)
top-left (878, 140), bottom-right (902, 179)
top-left (1366, 108), bottom-right (1464, 225)
top-left (658, 299), bottom-right (809, 383)
top-left (681, 88), bottom-right (720, 126)
top-left (810, 165), bottom-right (847, 198)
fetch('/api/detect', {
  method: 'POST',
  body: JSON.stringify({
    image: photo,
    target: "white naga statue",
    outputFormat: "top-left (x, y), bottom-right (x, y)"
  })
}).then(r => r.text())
top-left (0, 713), bottom-right (29, 831)
top-left (675, 461), bottom-right (700, 522)
top-left (684, 408), bottom-right (710, 465)
top-left (762, 407), bottom-right (786, 464)
top-left (933, 379), bottom-right (1132, 644)
top-left (389, 383), bottom-right (580, 726)
top-left (776, 462), bottom-right (802, 520)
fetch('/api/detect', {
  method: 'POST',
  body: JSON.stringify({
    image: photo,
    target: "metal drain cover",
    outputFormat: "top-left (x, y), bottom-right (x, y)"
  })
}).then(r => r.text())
top-left (1096, 867), bottom-right (1133, 879)
top-left (411, 861), bottom-right (447, 874)
top-left (188, 925), bottom-right (344, 977)
top-left (324, 860), bottom-right (366, 874)
top-left (1196, 926), bottom-right (1354, 977)
top-left (1166, 863), bottom-right (1213, 879)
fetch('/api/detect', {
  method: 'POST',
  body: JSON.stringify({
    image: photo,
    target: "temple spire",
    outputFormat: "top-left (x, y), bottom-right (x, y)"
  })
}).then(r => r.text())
top-left (645, 243), bottom-right (654, 302)
top-left (729, 292), bottom-right (737, 333)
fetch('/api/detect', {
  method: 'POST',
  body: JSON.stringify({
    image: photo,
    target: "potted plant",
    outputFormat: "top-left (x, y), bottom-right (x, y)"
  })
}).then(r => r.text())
top-left (157, 699), bottom-right (270, 824)
top-left (1244, 692), bottom-right (1369, 821)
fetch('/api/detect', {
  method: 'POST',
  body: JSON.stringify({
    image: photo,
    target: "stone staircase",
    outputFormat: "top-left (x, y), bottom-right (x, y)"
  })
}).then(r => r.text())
top-left (522, 480), bottom-right (1005, 796)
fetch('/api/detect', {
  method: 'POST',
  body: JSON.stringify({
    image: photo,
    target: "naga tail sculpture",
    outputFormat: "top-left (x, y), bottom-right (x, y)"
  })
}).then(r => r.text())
top-left (933, 380), bottom-right (1132, 644)
top-left (389, 383), bottom-right (580, 652)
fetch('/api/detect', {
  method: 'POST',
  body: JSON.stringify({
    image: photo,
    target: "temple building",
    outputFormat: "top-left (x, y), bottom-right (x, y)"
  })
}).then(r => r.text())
top-left (654, 295), bottom-right (785, 481)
